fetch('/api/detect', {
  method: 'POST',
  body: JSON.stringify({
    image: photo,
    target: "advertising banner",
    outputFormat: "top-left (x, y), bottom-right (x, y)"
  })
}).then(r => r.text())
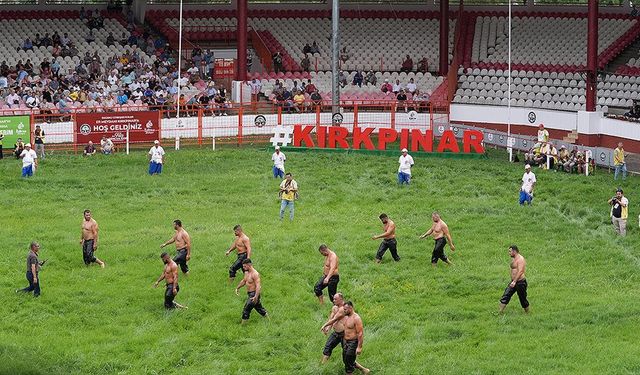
top-left (214, 59), bottom-right (235, 78)
top-left (75, 112), bottom-right (160, 144)
top-left (0, 115), bottom-right (31, 150)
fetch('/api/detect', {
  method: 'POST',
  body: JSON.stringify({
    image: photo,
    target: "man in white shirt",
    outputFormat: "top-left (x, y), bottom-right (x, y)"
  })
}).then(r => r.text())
top-left (272, 146), bottom-right (286, 178)
top-left (20, 143), bottom-right (38, 178)
top-left (537, 124), bottom-right (549, 143)
top-left (398, 148), bottom-right (414, 185)
top-left (148, 140), bottom-right (165, 175)
top-left (406, 78), bottom-right (417, 94)
top-left (519, 164), bottom-right (536, 205)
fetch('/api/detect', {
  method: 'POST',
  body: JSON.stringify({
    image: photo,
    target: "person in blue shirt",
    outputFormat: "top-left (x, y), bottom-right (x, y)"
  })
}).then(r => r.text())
top-left (117, 92), bottom-right (129, 105)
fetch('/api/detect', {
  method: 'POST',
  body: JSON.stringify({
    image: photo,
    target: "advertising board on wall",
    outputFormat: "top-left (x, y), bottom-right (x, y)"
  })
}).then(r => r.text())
top-left (75, 112), bottom-right (160, 144)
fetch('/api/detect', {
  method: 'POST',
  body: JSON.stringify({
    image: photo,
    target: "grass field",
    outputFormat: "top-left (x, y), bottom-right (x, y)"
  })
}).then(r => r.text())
top-left (1, 146), bottom-right (639, 375)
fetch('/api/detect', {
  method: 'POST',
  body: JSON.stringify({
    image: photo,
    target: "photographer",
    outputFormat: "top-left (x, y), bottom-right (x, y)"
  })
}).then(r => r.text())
top-left (279, 172), bottom-right (298, 221)
top-left (608, 188), bottom-right (629, 236)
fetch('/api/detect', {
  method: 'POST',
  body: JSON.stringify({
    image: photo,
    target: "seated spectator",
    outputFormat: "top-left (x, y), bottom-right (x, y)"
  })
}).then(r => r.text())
top-left (525, 143), bottom-right (541, 165)
top-left (392, 79), bottom-right (403, 94)
top-left (293, 90), bottom-right (306, 113)
top-left (413, 90), bottom-right (430, 111)
top-left (6, 89), bottom-right (21, 108)
top-left (406, 78), bottom-right (417, 94)
top-left (563, 146), bottom-right (579, 172)
top-left (418, 57), bottom-right (429, 73)
top-left (365, 70), bottom-right (377, 86)
top-left (396, 90), bottom-right (408, 112)
top-left (213, 93), bottom-right (227, 116)
top-left (33, 33), bottom-right (42, 47)
top-left (61, 33), bottom-right (71, 47)
top-left (290, 80), bottom-right (300, 94)
top-left (106, 32), bottom-right (115, 47)
top-left (119, 32), bottom-right (128, 46)
top-left (41, 33), bottom-right (52, 47)
top-left (534, 143), bottom-right (548, 166)
top-left (83, 141), bottom-right (97, 156)
top-left (301, 54), bottom-right (311, 72)
top-left (304, 79), bottom-right (316, 95)
top-left (381, 79), bottom-right (393, 93)
top-left (310, 90), bottom-right (322, 108)
top-left (22, 38), bottom-right (33, 51)
top-left (353, 71), bottom-right (364, 87)
top-left (339, 71), bottom-right (347, 88)
top-left (557, 145), bottom-right (570, 171)
top-left (117, 91), bottom-right (128, 105)
top-left (575, 151), bottom-right (586, 174)
top-left (544, 142), bottom-right (558, 169)
top-left (85, 29), bottom-right (96, 43)
top-left (80, 6), bottom-right (87, 21)
top-left (401, 55), bottom-right (413, 72)
top-left (340, 47), bottom-right (350, 64)
top-left (303, 43), bottom-right (312, 54)
top-left (14, 138), bottom-right (25, 159)
top-left (310, 41), bottom-right (320, 54)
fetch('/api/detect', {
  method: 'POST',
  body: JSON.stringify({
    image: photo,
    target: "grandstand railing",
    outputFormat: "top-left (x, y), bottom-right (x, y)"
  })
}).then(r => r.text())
top-left (13, 100), bottom-right (444, 153)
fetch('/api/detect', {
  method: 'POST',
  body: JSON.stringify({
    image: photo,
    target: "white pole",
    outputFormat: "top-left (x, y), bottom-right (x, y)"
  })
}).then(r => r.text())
top-left (126, 126), bottom-right (130, 155)
top-left (585, 150), bottom-right (590, 176)
top-left (212, 136), bottom-right (216, 151)
top-left (507, 0), bottom-right (512, 162)
top-left (176, 0), bottom-right (183, 130)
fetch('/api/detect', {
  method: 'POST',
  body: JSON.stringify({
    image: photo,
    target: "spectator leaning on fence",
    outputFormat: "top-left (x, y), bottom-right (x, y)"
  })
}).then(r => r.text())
top-left (613, 142), bottom-right (627, 181)
top-left (608, 188), bottom-right (629, 236)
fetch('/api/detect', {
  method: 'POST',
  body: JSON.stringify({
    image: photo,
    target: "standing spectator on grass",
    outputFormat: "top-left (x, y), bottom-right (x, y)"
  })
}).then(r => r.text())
top-left (33, 125), bottom-right (45, 160)
top-left (499, 245), bottom-right (529, 314)
top-left (519, 164), bottom-right (536, 206)
top-left (100, 136), bottom-right (114, 154)
top-left (279, 172), bottom-right (298, 221)
top-left (19, 143), bottom-right (37, 178)
top-left (398, 148), bottom-right (414, 185)
top-left (148, 140), bottom-right (165, 175)
top-left (609, 188), bottom-right (629, 236)
top-left (537, 124), bottom-right (549, 143)
top-left (401, 55), bottom-right (413, 72)
top-left (0, 131), bottom-right (3, 159)
top-left (614, 142), bottom-right (627, 181)
top-left (83, 141), bottom-right (97, 156)
top-left (272, 146), bottom-right (286, 178)
top-left (16, 242), bottom-right (43, 297)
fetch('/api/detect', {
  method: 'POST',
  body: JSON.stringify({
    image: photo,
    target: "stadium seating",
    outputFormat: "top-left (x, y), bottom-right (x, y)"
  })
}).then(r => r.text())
top-left (0, 11), bottom-right (155, 76)
top-left (470, 14), bottom-right (637, 69)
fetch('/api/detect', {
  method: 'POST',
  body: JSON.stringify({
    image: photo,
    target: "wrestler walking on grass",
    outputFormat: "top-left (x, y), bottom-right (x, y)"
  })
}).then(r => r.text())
top-left (419, 211), bottom-right (455, 267)
top-left (80, 209), bottom-right (105, 268)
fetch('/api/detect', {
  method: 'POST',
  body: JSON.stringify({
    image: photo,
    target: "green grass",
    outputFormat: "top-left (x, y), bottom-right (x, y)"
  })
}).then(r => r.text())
top-left (1, 147), bottom-right (639, 375)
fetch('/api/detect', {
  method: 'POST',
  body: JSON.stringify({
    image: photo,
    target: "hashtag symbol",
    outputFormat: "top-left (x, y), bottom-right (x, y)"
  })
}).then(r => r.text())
top-left (270, 125), bottom-right (294, 147)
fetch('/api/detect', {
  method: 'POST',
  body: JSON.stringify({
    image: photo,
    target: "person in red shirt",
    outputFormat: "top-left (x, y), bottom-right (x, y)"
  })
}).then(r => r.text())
top-left (381, 79), bottom-right (393, 93)
top-left (304, 79), bottom-right (317, 95)
top-left (401, 55), bottom-right (413, 72)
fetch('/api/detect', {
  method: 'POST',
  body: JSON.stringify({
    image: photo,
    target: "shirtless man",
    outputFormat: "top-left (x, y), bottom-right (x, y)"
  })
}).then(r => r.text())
top-left (372, 213), bottom-right (400, 263)
top-left (419, 211), bottom-right (456, 267)
top-left (160, 220), bottom-right (191, 275)
top-left (235, 259), bottom-right (268, 324)
top-left (153, 252), bottom-right (186, 309)
top-left (320, 294), bottom-right (370, 374)
top-left (499, 245), bottom-right (529, 313)
top-left (314, 244), bottom-right (339, 304)
top-left (225, 225), bottom-right (251, 283)
top-left (321, 301), bottom-right (369, 375)
top-left (80, 209), bottom-right (105, 268)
